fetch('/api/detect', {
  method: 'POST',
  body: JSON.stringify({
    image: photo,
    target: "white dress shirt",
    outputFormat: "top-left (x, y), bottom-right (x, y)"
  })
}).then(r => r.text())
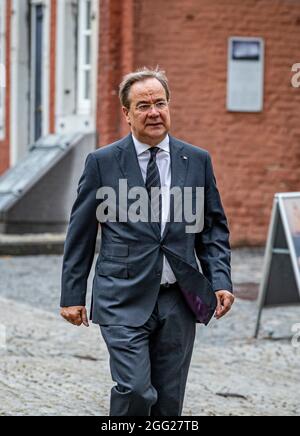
top-left (132, 134), bottom-right (177, 285)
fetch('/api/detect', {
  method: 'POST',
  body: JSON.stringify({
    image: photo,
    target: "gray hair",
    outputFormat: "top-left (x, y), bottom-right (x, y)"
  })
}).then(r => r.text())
top-left (119, 67), bottom-right (170, 109)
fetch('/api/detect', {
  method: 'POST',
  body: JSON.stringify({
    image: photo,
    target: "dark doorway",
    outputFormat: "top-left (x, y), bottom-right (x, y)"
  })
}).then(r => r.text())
top-left (30, 3), bottom-right (44, 142)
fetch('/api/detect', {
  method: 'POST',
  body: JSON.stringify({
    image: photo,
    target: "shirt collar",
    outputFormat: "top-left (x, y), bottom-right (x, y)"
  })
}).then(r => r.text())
top-left (132, 134), bottom-right (170, 156)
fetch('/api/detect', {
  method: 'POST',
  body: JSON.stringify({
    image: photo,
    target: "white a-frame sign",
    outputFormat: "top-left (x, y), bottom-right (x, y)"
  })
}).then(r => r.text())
top-left (255, 193), bottom-right (300, 338)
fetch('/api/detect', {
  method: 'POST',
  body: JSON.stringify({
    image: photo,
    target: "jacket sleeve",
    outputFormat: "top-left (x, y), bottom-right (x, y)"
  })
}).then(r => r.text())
top-left (195, 152), bottom-right (233, 293)
top-left (60, 153), bottom-right (101, 307)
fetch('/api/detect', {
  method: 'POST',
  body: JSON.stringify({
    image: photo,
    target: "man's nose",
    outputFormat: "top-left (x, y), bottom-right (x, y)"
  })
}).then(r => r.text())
top-left (148, 105), bottom-right (160, 116)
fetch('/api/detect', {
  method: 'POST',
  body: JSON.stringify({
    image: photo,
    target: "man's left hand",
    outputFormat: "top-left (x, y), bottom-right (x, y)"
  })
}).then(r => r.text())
top-left (215, 290), bottom-right (235, 320)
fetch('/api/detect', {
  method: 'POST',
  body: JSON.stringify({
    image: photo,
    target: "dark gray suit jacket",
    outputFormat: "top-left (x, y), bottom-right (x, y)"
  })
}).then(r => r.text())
top-left (61, 134), bottom-right (232, 326)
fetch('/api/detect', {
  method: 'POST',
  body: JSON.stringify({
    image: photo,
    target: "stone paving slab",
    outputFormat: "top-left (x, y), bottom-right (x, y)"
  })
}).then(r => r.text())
top-left (0, 295), bottom-right (299, 416)
top-left (0, 250), bottom-right (300, 416)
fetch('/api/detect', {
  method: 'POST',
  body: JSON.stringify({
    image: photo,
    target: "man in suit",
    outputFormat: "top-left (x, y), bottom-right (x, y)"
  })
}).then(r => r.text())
top-left (60, 68), bottom-right (234, 416)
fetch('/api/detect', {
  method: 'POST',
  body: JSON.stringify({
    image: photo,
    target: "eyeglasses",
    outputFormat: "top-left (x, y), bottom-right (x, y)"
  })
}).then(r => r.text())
top-left (135, 101), bottom-right (169, 113)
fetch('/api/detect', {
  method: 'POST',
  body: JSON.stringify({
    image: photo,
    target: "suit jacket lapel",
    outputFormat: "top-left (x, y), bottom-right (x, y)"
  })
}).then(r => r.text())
top-left (161, 136), bottom-right (189, 241)
top-left (115, 134), bottom-right (145, 189)
top-left (114, 134), bottom-right (189, 241)
top-left (114, 134), bottom-right (161, 239)
top-left (169, 136), bottom-right (188, 190)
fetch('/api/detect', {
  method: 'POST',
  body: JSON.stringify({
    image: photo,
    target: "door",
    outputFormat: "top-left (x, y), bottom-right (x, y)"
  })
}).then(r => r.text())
top-left (10, 0), bottom-right (50, 164)
top-left (30, 2), bottom-right (44, 142)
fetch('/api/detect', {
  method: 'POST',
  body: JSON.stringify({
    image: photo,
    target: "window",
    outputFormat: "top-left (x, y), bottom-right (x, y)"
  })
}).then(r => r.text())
top-left (0, 0), bottom-right (6, 140)
top-left (56, 0), bottom-right (98, 133)
top-left (77, 0), bottom-right (92, 115)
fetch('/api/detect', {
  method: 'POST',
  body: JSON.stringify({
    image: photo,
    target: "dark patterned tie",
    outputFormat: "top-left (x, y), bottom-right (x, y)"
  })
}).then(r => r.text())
top-left (146, 147), bottom-right (162, 227)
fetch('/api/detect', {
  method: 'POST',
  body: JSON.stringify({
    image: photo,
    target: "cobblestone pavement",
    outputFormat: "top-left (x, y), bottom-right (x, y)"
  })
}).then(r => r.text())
top-left (0, 249), bottom-right (299, 416)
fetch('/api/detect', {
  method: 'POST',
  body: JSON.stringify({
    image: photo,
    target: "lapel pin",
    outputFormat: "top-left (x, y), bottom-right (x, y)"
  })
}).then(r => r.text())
top-left (181, 155), bottom-right (188, 160)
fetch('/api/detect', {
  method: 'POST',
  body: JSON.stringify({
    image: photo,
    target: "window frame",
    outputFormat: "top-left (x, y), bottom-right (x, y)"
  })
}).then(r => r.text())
top-left (55, 0), bottom-right (98, 134)
top-left (77, 0), bottom-right (92, 115)
top-left (0, 0), bottom-right (6, 140)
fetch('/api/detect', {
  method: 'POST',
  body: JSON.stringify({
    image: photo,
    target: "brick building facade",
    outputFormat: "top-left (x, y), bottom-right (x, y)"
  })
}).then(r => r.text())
top-left (1, 0), bottom-right (300, 245)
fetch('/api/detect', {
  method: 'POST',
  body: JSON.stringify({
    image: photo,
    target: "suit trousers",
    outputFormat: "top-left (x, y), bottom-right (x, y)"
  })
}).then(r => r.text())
top-left (99, 282), bottom-right (196, 416)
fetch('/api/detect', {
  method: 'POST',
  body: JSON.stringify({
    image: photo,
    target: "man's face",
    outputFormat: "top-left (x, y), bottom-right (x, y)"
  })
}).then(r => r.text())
top-left (122, 78), bottom-right (171, 146)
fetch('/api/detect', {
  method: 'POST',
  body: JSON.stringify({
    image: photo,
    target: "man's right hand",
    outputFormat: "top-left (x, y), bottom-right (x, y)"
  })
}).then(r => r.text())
top-left (60, 306), bottom-right (89, 327)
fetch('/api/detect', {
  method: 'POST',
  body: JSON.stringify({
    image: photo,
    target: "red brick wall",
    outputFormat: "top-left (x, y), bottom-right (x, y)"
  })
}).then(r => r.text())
top-left (97, 0), bottom-right (137, 143)
top-left (97, 0), bottom-right (124, 145)
top-left (0, 0), bottom-right (11, 175)
top-left (98, 0), bottom-right (300, 246)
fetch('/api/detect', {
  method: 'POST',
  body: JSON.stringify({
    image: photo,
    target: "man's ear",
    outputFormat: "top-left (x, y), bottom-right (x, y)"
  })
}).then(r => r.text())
top-left (122, 107), bottom-right (131, 126)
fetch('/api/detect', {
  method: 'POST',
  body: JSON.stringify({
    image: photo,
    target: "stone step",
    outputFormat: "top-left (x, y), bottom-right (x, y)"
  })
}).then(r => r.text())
top-left (0, 233), bottom-right (101, 256)
top-left (0, 233), bottom-right (66, 256)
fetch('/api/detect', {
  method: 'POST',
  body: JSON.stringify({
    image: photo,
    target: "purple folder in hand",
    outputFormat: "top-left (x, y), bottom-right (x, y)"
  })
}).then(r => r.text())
top-left (180, 288), bottom-right (215, 325)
